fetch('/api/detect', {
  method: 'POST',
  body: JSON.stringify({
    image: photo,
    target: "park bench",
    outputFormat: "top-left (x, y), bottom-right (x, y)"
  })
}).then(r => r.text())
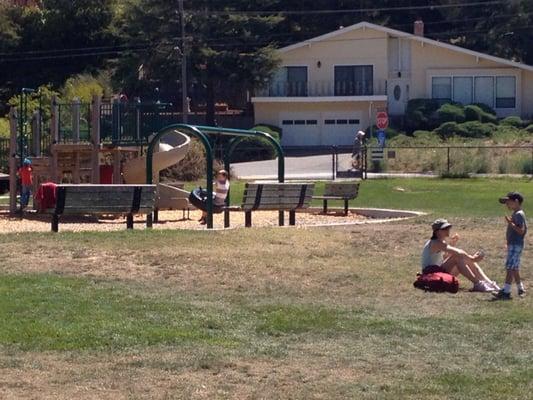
top-left (45, 184), bottom-right (156, 232)
top-left (313, 182), bottom-right (360, 215)
top-left (241, 182), bottom-right (315, 227)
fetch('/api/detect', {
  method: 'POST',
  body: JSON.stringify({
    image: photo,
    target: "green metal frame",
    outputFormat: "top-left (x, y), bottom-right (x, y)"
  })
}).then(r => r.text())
top-left (18, 88), bottom-right (37, 167)
top-left (146, 124), bottom-right (284, 229)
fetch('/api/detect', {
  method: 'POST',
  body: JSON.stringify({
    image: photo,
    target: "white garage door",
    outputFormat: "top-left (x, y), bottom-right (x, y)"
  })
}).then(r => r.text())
top-left (320, 112), bottom-right (362, 146)
top-left (279, 112), bottom-right (321, 146)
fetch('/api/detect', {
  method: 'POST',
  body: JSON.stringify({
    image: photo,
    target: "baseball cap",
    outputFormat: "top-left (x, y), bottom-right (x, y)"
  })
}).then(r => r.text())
top-left (431, 218), bottom-right (452, 231)
top-left (23, 158), bottom-right (31, 165)
top-left (499, 192), bottom-right (524, 204)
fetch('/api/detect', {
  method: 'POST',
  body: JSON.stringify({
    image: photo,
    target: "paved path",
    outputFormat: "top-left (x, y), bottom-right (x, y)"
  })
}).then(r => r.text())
top-left (232, 154), bottom-right (438, 180)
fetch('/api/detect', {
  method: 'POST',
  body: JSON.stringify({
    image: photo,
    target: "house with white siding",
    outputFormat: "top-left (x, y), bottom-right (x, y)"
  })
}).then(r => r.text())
top-left (252, 21), bottom-right (533, 147)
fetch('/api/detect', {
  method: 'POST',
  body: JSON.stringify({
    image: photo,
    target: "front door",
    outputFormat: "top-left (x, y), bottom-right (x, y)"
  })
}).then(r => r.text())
top-left (388, 79), bottom-right (410, 116)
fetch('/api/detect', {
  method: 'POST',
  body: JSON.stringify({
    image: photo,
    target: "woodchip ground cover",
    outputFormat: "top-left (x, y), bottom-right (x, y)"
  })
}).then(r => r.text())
top-left (0, 178), bottom-right (531, 399)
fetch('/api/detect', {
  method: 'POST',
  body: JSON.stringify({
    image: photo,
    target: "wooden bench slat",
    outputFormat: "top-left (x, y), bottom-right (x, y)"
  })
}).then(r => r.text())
top-left (242, 198), bottom-right (313, 207)
top-left (240, 183), bottom-right (316, 227)
top-left (48, 184), bottom-right (157, 232)
top-left (244, 188), bottom-right (314, 196)
top-left (61, 195), bottom-right (155, 205)
top-left (60, 208), bottom-right (154, 214)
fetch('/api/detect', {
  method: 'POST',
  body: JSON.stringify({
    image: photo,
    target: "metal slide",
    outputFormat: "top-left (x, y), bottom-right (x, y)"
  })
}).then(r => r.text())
top-left (122, 130), bottom-right (191, 210)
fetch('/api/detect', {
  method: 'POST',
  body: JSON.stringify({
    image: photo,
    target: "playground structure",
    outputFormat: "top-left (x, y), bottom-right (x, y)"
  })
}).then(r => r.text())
top-left (7, 94), bottom-right (197, 218)
top-left (7, 91), bottom-right (285, 229)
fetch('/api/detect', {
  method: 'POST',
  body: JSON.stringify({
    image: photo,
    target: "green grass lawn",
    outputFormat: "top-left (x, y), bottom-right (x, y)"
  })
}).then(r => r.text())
top-left (0, 178), bottom-right (532, 398)
top-left (185, 177), bottom-right (533, 217)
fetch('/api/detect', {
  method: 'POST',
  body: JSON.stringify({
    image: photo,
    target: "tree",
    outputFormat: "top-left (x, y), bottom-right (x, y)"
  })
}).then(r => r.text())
top-left (0, 0), bottom-right (118, 114)
top-left (116, 0), bottom-right (282, 125)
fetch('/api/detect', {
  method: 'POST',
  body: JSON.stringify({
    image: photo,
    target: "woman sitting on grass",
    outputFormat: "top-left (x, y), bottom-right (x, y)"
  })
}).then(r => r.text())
top-left (421, 219), bottom-right (499, 292)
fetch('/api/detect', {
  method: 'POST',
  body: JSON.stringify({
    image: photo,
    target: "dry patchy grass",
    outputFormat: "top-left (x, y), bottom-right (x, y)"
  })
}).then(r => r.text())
top-left (0, 218), bottom-right (531, 399)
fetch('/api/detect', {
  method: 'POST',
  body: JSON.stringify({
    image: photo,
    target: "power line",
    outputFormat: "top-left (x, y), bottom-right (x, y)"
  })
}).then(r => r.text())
top-left (186, 1), bottom-right (508, 16)
top-left (0, 47), bottom-right (153, 62)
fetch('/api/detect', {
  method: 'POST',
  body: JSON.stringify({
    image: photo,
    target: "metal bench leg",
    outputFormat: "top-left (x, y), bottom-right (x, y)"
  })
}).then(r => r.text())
top-left (153, 208), bottom-right (159, 223)
top-left (289, 210), bottom-right (296, 226)
top-left (127, 213), bottom-right (134, 229)
top-left (245, 211), bottom-right (252, 228)
top-left (344, 199), bottom-right (349, 216)
top-left (224, 209), bottom-right (230, 229)
top-left (279, 210), bottom-right (284, 226)
top-left (51, 214), bottom-right (59, 232)
top-left (323, 199), bottom-right (328, 214)
top-left (146, 213), bottom-right (153, 228)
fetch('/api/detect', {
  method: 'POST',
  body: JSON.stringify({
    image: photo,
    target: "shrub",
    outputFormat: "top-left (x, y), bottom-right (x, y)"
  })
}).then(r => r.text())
top-left (230, 125), bottom-right (281, 163)
top-left (164, 139), bottom-right (206, 181)
top-left (405, 98), bottom-right (440, 132)
top-left (458, 121), bottom-right (497, 138)
top-left (437, 103), bottom-right (465, 124)
top-left (525, 124), bottom-right (533, 133)
top-left (471, 103), bottom-right (496, 115)
top-left (500, 116), bottom-right (525, 128)
top-left (464, 105), bottom-right (498, 124)
top-left (434, 122), bottom-right (462, 139)
top-left (434, 121), bottom-right (497, 139)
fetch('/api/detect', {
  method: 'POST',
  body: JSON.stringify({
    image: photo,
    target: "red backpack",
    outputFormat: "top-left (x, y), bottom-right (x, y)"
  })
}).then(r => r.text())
top-left (413, 272), bottom-right (459, 293)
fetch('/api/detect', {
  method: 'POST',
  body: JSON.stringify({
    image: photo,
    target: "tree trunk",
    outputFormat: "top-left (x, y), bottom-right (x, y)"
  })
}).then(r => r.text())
top-left (205, 76), bottom-right (216, 126)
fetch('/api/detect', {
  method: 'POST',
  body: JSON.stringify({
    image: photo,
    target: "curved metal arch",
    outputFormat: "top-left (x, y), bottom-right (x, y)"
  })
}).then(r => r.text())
top-left (146, 123), bottom-right (285, 230)
top-left (146, 124), bottom-right (215, 228)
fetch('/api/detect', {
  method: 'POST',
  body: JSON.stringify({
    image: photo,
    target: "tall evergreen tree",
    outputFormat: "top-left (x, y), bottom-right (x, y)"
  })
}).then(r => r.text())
top-left (116, 0), bottom-right (282, 125)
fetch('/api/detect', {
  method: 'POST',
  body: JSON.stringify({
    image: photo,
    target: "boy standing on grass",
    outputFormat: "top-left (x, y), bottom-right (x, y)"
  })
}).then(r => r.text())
top-left (494, 192), bottom-right (527, 300)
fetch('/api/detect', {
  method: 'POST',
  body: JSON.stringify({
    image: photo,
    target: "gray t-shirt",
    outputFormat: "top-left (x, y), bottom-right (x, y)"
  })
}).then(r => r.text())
top-left (507, 210), bottom-right (527, 246)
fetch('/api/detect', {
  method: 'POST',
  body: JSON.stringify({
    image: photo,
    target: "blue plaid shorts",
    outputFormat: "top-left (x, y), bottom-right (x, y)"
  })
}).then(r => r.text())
top-left (505, 245), bottom-right (523, 270)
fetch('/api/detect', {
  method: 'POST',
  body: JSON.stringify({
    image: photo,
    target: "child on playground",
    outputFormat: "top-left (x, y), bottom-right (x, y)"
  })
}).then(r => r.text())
top-left (494, 192), bottom-right (527, 300)
top-left (199, 169), bottom-right (230, 225)
top-left (17, 158), bottom-right (33, 211)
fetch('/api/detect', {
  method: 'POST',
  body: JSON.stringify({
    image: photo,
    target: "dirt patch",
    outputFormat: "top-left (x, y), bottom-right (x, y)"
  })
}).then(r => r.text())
top-left (0, 208), bottom-right (397, 233)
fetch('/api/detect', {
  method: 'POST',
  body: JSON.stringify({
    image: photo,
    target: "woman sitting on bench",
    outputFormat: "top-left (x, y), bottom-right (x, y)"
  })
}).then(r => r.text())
top-left (199, 169), bottom-right (230, 225)
top-left (421, 219), bottom-right (499, 292)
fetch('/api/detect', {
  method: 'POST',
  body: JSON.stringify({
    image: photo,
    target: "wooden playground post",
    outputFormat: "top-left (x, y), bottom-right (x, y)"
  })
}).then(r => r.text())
top-left (51, 95), bottom-right (59, 182)
top-left (113, 150), bottom-right (122, 184)
top-left (91, 95), bottom-right (101, 184)
top-left (9, 108), bottom-right (18, 215)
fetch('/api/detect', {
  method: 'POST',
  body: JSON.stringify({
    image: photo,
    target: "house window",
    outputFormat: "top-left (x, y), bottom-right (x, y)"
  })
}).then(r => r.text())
top-left (453, 77), bottom-right (473, 105)
top-left (270, 66), bottom-right (308, 96)
top-left (334, 65), bottom-right (373, 96)
top-left (432, 77), bottom-right (452, 102)
top-left (496, 76), bottom-right (516, 109)
top-left (474, 77), bottom-right (494, 108)
top-left (286, 66), bottom-right (308, 96)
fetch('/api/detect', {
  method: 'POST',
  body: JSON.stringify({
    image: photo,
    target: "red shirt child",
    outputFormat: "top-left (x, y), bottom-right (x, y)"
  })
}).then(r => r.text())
top-left (18, 164), bottom-right (33, 186)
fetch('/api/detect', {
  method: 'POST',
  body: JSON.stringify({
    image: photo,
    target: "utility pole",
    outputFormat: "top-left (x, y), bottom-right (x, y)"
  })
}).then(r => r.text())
top-left (179, 0), bottom-right (188, 123)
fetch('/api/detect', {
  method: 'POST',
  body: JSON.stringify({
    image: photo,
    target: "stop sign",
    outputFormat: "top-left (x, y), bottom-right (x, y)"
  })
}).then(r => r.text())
top-left (376, 111), bottom-right (389, 130)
